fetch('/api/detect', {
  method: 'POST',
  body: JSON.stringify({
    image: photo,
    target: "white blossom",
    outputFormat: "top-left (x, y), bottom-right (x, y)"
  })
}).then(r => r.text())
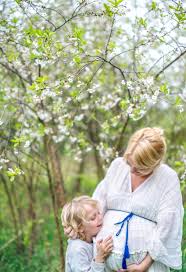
top-left (24, 141), bottom-right (30, 148)
top-left (74, 114), bottom-right (84, 121)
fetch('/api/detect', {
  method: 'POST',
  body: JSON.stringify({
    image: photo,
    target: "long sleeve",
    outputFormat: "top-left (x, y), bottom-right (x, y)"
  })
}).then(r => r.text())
top-left (66, 246), bottom-right (105, 272)
top-left (92, 158), bottom-right (122, 214)
top-left (148, 173), bottom-right (184, 270)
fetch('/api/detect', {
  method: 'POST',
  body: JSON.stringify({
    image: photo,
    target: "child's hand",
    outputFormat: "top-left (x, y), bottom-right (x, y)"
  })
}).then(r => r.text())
top-left (95, 235), bottom-right (113, 263)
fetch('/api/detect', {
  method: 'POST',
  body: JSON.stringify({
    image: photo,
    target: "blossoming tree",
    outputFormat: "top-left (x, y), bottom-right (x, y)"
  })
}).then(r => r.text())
top-left (0, 0), bottom-right (185, 270)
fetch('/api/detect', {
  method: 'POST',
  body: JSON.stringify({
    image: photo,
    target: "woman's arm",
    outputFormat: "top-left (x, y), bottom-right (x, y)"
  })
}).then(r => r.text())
top-left (118, 254), bottom-right (153, 272)
top-left (147, 173), bottom-right (184, 270)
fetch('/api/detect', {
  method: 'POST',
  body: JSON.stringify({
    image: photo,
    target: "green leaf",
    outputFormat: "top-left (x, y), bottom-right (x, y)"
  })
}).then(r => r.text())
top-left (6, 50), bottom-right (19, 62)
top-left (65, 119), bottom-right (73, 128)
top-left (7, 167), bottom-right (23, 182)
top-left (12, 17), bottom-right (19, 24)
top-left (138, 18), bottom-right (147, 28)
top-left (108, 0), bottom-right (123, 7)
top-left (174, 161), bottom-right (183, 167)
top-left (175, 13), bottom-right (186, 22)
top-left (151, 1), bottom-right (157, 10)
top-left (108, 41), bottom-right (116, 51)
top-left (169, 5), bottom-right (176, 11)
top-left (36, 76), bottom-right (48, 83)
top-left (175, 96), bottom-right (182, 106)
top-left (70, 90), bottom-right (79, 98)
top-left (73, 55), bottom-right (81, 64)
top-left (11, 136), bottom-right (27, 147)
top-left (104, 4), bottom-right (113, 17)
top-left (160, 83), bottom-right (169, 95)
top-left (73, 26), bottom-right (86, 45)
top-left (38, 123), bottom-right (45, 136)
top-left (120, 99), bottom-right (128, 110)
top-left (0, 19), bottom-right (7, 26)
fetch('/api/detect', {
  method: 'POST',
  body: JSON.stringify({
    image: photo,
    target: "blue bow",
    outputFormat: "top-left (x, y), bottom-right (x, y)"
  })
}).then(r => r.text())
top-left (114, 212), bottom-right (134, 269)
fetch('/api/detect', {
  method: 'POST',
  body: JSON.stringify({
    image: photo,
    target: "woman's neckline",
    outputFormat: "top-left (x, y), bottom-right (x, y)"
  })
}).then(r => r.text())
top-left (128, 169), bottom-right (154, 193)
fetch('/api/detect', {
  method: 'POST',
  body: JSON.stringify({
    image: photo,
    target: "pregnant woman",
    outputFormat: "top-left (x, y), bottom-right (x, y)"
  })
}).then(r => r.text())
top-left (64, 127), bottom-right (183, 271)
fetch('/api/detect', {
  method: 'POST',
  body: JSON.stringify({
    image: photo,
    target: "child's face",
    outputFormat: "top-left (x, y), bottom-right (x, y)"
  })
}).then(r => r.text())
top-left (82, 204), bottom-right (103, 242)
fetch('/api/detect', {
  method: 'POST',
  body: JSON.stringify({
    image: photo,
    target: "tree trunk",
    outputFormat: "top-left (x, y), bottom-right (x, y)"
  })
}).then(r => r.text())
top-left (10, 181), bottom-right (25, 252)
top-left (0, 174), bottom-right (23, 252)
top-left (115, 115), bottom-right (130, 155)
top-left (25, 166), bottom-right (37, 257)
top-left (45, 150), bottom-right (65, 272)
top-left (88, 120), bottom-right (104, 180)
top-left (44, 135), bottom-right (66, 208)
top-left (74, 156), bottom-right (85, 193)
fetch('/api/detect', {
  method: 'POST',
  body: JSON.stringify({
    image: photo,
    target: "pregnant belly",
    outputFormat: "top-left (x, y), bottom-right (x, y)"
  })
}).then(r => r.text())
top-left (96, 210), bottom-right (156, 254)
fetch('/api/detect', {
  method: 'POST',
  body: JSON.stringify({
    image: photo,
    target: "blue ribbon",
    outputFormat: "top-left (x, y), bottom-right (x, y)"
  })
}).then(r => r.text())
top-left (114, 212), bottom-right (134, 269)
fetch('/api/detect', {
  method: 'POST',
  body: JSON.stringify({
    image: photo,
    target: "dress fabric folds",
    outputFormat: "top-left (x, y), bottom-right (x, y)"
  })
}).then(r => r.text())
top-left (93, 157), bottom-right (183, 272)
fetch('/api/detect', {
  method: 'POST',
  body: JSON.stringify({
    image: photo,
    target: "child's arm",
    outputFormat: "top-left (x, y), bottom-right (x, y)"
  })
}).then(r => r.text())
top-left (67, 251), bottom-right (105, 272)
top-left (67, 237), bottom-right (113, 272)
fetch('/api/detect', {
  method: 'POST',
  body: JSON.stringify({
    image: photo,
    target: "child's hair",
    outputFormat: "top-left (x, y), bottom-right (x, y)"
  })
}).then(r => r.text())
top-left (61, 195), bottom-right (99, 240)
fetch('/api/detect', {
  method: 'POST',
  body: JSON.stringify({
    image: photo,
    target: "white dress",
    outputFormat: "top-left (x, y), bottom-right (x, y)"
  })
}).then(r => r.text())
top-left (93, 157), bottom-right (184, 271)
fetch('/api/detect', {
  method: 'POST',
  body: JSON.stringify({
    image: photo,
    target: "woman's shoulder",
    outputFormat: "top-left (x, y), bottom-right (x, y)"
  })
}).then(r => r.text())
top-left (159, 163), bottom-right (178, 177)
top-left (156, 163), bottom-right (180, 187)
top-left (111, 157), bottom-right (127, 168)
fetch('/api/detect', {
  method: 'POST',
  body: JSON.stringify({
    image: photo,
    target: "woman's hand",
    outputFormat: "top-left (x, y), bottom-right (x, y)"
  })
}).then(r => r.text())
top-left (63, 225), bottom-right (78, 239)
top-left (118, 264), bottom-right (146, 272)
top-left (118, 254), bottom-right (153, 272)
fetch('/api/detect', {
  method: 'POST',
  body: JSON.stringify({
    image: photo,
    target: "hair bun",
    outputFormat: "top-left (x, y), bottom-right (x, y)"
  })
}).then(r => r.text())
top-left (153, 127), bottom-right (164, 136)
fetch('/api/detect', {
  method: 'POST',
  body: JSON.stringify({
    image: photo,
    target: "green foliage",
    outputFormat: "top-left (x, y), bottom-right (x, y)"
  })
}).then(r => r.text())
top-left (138, 17), bottom-right (147, 28)
top-left (160, 83), bottom-right (169, 95)
top-left (169, 2), bottom-right (186, 23)
top-left (6, 167), bottom-right (23, 182)
top-left (104, 4), bottom-right (114, 17)
top-left (0, 216), bottom-right (62, 272)
top-left (11, 136), bottom-right (27, 147)
top-left (108, 0), bottom-right (124, 7)
top-left (151, 1), bottom-right (157, 11)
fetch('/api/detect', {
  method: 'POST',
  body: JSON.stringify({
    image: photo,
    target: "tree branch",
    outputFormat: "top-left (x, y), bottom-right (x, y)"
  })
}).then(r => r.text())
top-left (155, 49), bottom-right (186, 79)
top-left (105, 15), bottom-right (115, 58)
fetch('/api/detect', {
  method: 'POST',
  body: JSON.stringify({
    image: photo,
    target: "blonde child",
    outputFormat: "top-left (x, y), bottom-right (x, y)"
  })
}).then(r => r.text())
top-left (61, 196), bottom-right (113, 272)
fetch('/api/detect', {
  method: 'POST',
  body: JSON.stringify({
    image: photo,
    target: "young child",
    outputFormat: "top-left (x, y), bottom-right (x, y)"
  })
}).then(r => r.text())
top-left (61, 195), bottom-right (113, 272)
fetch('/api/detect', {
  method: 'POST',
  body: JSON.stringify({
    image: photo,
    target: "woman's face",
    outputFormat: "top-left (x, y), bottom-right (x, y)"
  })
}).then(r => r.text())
top-left (127, 156), bottom-right (153, 177)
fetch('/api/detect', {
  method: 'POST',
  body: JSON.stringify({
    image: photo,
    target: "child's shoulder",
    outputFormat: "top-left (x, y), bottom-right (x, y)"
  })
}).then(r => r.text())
top-left (67, 239), bottom-right (92, 251)
top-left (66, 239), bottom-right (93, 259)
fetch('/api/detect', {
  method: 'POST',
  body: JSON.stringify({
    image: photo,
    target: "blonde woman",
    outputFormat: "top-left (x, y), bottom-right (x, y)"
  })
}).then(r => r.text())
top-left (64, 128), bottom-right (183, 272)
top-left (61, 196), bottom-right (113, 272)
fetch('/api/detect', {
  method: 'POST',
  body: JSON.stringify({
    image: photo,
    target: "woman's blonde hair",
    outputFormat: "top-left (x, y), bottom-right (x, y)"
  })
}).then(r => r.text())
top-left (124, 127), bottom-right (166, 175)
top-left (61, 195), bottom-right (99, 240)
